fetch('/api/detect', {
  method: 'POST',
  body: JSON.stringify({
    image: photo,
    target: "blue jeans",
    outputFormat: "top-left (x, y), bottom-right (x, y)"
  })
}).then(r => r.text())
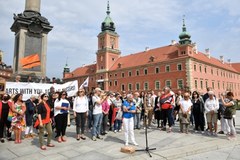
top-left (114, 119), bottom-right (122, 131)
top-left (134, 113), bottom-right (141, 129)
top-left (92, 113), bottom-right (103, 137)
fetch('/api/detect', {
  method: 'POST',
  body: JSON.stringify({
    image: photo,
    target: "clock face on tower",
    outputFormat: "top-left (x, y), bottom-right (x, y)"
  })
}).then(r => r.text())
top-left (100, 37), bottom-right (105, 49)
top-left (110, 37), bottom-right (115, 49)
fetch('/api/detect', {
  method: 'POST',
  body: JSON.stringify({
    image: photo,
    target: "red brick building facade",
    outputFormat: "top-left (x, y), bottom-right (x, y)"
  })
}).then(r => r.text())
top-left (63, 4), bottom-right (240, 99)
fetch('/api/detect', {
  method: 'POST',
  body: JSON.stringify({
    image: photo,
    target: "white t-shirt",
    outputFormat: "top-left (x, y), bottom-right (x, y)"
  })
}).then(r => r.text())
top-left (73, 96), bottom-right (89, 113)
top-left (179, 99), bottom-right (192, 113)
top-left (92, 95), bottom-right (103, 115)
top-left (54, 98), bottom-right (70, 117)
top-left (204, 97), bottom-right (219, 113)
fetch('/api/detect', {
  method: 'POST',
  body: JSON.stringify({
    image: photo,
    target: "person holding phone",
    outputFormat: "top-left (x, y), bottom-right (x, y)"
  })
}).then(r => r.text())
top-left (54, 91), bottom-right (70, 143)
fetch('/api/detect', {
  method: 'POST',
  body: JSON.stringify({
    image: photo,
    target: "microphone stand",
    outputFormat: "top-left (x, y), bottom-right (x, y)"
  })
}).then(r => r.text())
top-left (135, 114), bottom-right (156, 157)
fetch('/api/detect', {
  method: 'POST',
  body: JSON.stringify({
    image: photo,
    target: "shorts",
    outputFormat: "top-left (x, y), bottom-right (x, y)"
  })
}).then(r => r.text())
top-left (206, 113), bottom-right (218, 123)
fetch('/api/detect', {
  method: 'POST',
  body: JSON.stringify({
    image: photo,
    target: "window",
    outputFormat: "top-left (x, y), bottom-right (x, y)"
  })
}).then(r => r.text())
top-left (218, 81), bottom-right (220, 89)
top-left (136, 70), bottom-right (140, 76)
top-left (155, 81), bottom-right (160, 90)
top-left (115, 73), bottom-right (117, 77)
top-left (217, 69), bottom-right (219, 76)
top-left (109, 81), bottom-right (112, 87)
top-left (165, 80), bottom-right (171, 88)
top-left (177, 79), bottom-right (183, 89)
top-left (109, 74), bottom-right (112, 77)
top-left (181, 51), bottom-right (186, 55)
top-left (155, 67), bottom-right (159, 74)
top-left (112, 58), bottom-right (115, 61)
top-left (200, 80), bottom-right (203, 89)
top-left (194, 64), bottom-right (197, 71)
top-left (128, 71), bottom-right (132, 77)
top-left (205, 80), bottom-right (208, 88)
top-left (101, 66), bottom-right (104, 69)
top-left (212, 81), bottom-right (215, 89)
top-left (194, 79), bottom-right (198, 89)
top-left (211, 69), bottom-right (213, 75)
top-left (121, 84), bottom-right (125, 91)
top-left (199, 65), bottom-right (202, 72)
top-left (121, 72), bottom-right (125, 78)
top-left (204, 66), bottom-right (207, 73)
top-left (166, 65), bottom-right (170, 72)
top-left (177, 64), bottom-right (182, 71)
top-left (144, 82), bottom-right (149, 90)
top-left (128, 83), bottom-right (132, 91)
top-left (136, 83), bottom-right (140, 90)
top-left (144, 68), bottom-right (148, 75)
top-left (114, 80), bottom-right (118, 86)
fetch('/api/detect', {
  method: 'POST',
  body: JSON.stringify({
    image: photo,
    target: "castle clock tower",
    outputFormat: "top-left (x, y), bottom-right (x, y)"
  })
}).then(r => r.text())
top-left (96, 1), bottom-right (121, 90)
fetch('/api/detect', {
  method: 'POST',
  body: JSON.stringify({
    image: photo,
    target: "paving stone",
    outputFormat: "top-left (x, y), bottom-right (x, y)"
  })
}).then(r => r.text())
top-left (69, 150), bottom-right (113, 160)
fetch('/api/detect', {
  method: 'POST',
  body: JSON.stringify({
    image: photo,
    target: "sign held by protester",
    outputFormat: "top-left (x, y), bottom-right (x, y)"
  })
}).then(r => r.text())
top-left (5, 80), bottom-right (78, 100)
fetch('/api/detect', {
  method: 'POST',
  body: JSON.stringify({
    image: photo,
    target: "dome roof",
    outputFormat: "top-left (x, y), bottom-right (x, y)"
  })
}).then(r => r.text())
top-left (101, 1), bottom-right (115, 32)
top-left (179, 17), bottom-right (192, 45)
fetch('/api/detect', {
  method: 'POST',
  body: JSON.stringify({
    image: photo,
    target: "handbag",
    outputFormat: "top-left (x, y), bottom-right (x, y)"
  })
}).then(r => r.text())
top-left (115, 110), bottom-right (123, 120)
top-left (7, 109), bottom-right (13, 122)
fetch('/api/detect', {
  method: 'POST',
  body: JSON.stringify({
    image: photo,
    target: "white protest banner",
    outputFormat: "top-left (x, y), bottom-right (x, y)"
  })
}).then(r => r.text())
top-left (5, 80), bottom-right (78, 101)
top-left (60, 80), bottom-right (78, 97)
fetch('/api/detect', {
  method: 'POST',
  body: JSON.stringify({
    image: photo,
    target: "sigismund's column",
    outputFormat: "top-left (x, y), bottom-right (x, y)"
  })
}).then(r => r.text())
top-left (11, 0), bottom-right (53, 81)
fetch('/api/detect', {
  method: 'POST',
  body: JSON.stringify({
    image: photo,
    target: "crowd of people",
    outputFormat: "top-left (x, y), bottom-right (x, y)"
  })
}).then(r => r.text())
top-left (0, 86), bottom-right (238, 150)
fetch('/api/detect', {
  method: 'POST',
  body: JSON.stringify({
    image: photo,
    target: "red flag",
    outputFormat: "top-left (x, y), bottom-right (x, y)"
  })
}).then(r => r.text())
top-left (20, 54), bottom-right (41, 69)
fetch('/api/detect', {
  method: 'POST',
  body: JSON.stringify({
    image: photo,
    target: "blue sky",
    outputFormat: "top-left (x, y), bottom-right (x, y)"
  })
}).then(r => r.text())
top-left (0, 0), bottom-right (240, 78)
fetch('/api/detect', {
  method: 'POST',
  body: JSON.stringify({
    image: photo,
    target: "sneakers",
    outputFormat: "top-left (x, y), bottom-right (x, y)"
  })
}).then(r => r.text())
top-left (118, 129), bottom-right (122, 132)
top-left (92, 136), bottom-right (97, 141)
top-left (212, 132), bottom-right (218, 137)
top-left (96, 135), bottom-right (103, 140)
top-left (133, 142), bottom-right (139, 146)
top-left (125, 142), bottom-right (129, 146)
top-left (114, 130), bottom-right (117, 133)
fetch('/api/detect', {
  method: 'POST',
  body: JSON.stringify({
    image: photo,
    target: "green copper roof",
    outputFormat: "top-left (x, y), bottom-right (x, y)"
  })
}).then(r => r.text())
top-left (179, 16), bottom-right (192, 45)
top-left (101, 1), bottom-right (115, 32)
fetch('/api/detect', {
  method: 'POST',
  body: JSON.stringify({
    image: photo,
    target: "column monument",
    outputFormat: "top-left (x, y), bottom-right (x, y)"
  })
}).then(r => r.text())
top-left (10, 0), bottom-right (53, 81)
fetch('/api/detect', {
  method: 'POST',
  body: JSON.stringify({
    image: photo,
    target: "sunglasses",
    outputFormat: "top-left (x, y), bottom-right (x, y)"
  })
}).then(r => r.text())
top-left (44, 96), bottom-right (49, 98)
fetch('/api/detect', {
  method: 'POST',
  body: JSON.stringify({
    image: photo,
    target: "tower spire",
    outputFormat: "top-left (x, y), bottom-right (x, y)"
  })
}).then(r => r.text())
top-left (107, 1), bottom-right (110, 15)
top-left (179, 15), bottom-right (192, 45)
top-left (101, 1), bottom-right (115, 32)
top-left (182, 15), bottom-right (186, 32)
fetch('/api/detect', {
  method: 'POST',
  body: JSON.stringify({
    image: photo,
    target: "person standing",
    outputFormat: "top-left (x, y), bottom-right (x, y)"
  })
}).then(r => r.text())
top-left (154, 92), bottom-right (162, 128)
top-left (192, 91), bottom-right (205, 133)
top-left (73, 89), bottom-right (88, 141)
top-left (11, 94), bottom-right (26, 144)
top-left (113, 93), bottom-right (123, 132)
top-left (160, 87), bottom-right (174, 132)
top-left (140, 91), bottom-right (146, 121)
top-left (34, 94), bottom-right (55, 150)
top-left (179, 92), bottom-right (192, 134)
top-left (122, 94), bottom-right (138, 146)
top-left (25, 95), bottom-right (36, 138)
top-left (0, 94), bottom-right (12, 143)
top-left (204, 91), bottom-right (219, 136)
top-left (91, 88), bottom-right (105, 141)
top-left (221, 92), bottom-right (237, 140)
top-left (133, 92), bottom-right (142, 130)
top-left (54, 91), bottom-right (70, 142)
top-left (144, 92), bottom-right (153, 129)
top-left (101, 93), bottom-right (110, 135)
